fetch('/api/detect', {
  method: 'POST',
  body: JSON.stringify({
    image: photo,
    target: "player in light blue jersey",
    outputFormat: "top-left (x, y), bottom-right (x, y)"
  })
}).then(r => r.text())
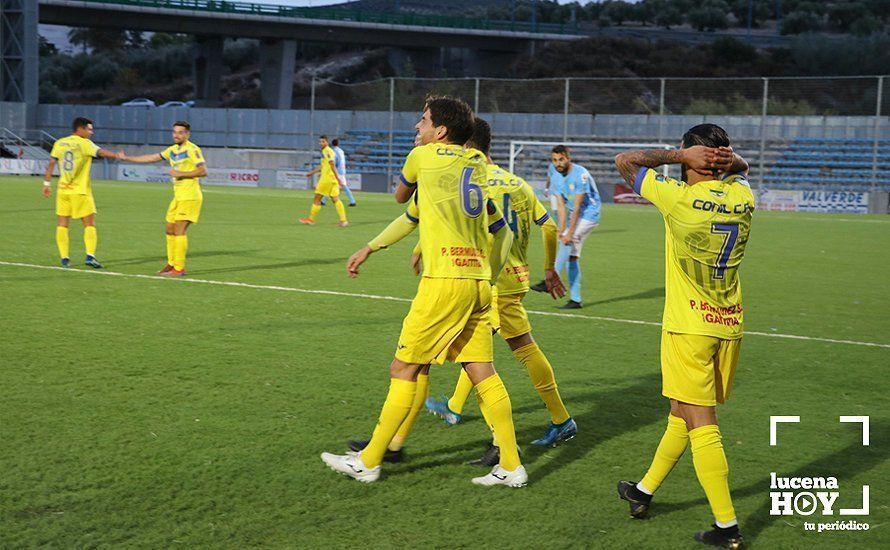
top-left (532, 145), bottom-right (601, 309)
top-left (321, 138), bottom-right (356, 207)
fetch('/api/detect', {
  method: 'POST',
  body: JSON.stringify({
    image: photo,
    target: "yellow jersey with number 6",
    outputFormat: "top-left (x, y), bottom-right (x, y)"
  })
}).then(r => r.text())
top-left (634, 168), bottom-right (755, 339)
top-left (50, 135), bottom-right (100, 195)
top-left (400, 143), bottom-right (505, 281)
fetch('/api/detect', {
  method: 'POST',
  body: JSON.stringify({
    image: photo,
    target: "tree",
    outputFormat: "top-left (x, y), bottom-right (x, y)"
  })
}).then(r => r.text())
top-left (730, 0), bottom-right (771, 28)
top-left (38, 35), bottom-right (57, 57)
top-left (655, 6), bottom-right (684, 29)
top-left (603, 1), bottom-right (636, 26)
top-left (688, 6), bottom-right (729, 31)
top-left (780, 11), bottom-right (823, 35)
top-left (67, 28), bottom-right (126, 53)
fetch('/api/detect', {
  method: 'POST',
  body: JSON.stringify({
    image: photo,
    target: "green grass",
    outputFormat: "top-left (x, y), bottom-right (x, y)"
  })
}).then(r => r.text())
top-left (1, 176), bottom-right (888, 548)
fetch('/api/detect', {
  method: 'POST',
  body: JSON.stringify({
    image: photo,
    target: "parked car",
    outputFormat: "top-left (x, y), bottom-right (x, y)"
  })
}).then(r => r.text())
top-left (159, 101), bottom-right (190, 108)
top-left (121, 98), bottom-right (156, 107)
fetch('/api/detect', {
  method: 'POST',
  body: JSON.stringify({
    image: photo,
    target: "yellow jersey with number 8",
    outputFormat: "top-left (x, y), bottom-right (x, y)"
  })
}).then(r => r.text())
top-left (50, 135), bottom-right (100, 195)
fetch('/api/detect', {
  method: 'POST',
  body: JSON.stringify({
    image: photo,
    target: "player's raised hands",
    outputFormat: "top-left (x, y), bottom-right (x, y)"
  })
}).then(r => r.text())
top-left (681, 145), bottom-right (733, 173)
top-left (347, 245), bottom-right (373, 278)
top-left (544, 268), bottom-right (566, 299)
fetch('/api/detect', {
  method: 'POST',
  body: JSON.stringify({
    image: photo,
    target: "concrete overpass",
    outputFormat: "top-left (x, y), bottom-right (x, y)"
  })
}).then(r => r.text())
top-left (35, 0), bottom-right (583, 108)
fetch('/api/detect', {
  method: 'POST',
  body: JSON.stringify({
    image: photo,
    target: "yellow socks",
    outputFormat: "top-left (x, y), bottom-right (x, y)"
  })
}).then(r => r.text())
top-left (309, 204), bottom-right (322, 221)
top-left (83, 225), bottom-right (97, 256)
top-left (513, 342), bottom-right (570, 425)
top-left (690, 424), bottom-right (736, 525)
top-left (362, 378), bottom-right (416, 468)
top-left (475, 374), bottom-right (520, 471)
top-left (173, 235), bottom-right (188, 272)
top-left (475, 388), bottom-right (498, 446)
top-left (389, 373), bottom-right (429, 451)
top-left (56, 226), bottom-right (69, 259)
top-left (334, 200), bottom-right (347, 222)
top-left (166, 234), bottom-right (176, 265)
top-left (448, 369), bottom-right (474, 415)
top-left (640, 414), bottom-right (689, 493)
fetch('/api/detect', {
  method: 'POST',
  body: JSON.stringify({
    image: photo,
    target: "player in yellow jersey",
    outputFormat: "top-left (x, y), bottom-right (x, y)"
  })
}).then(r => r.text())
top-left (614, 124), bottom-right (753, 549)
top-left (300, 135), bottom-right (348, 227)
top-left (321, 97), bottom-right (527, 487)
top-left (42, 117), bottom-right (123, 268)
top-left (120, 121), bottom-right (206, 277)
top-left (420, 118), bottom-right (577, 465)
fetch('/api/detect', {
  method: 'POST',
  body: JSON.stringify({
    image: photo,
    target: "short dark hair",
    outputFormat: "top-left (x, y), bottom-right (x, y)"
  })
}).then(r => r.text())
top-left (319, 135), bottom-right (328, 141)
top-left (425, 95), bottom-right (475, 145)
top-left (173, 121), bottom-right (190, 131)
top-left (682, 123), bottom-right (730, 149)
top-left (72, 117), bottom-right (92, 132)
top-left (467, 117), bottom-right (491, 156)
top-left (331, 138), bottom-right (340, 146)
top-left (551, 145), bottom-right (570, 157)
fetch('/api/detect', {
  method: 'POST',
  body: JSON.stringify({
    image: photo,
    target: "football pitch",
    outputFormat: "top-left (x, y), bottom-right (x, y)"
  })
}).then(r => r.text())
top-left (1, 176), bottom-right (888, 548)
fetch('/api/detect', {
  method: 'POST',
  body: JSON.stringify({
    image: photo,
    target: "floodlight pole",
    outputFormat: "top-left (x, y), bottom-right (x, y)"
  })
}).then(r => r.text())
top-left (759, 77), bottom-right (768, 188)
top-left (309, 76), bottom-right (316, 148)
top-left (658, 78), bottom-right (666, 142)
top-left (563, 78), bottom-right (570, 141)
top-left (872, 76), bottom-right (883, 193)
top-left (388, 77), bottom-right (395, 187)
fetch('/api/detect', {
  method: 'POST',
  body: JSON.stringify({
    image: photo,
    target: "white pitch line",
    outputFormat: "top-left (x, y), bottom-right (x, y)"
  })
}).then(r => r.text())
top-left (2, 260), bottom-right (889, 350)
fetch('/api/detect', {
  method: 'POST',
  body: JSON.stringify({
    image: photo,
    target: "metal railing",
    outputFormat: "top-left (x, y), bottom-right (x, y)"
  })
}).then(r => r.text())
top-left (68, 0), bottom-right (577, 34)
top-left (309, 75), bottom-right (889, 188)
top-left (0, 127), bottom-right (52, 159)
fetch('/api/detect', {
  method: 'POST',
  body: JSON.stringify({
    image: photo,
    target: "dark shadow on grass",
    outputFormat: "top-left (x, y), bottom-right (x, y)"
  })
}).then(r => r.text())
top-left (586, 287), bottom-right (664, 307)
top-left (195, 256), bottom-right (348, 275)
top-left (395, 374), bottom-right (665, 478)
top-left (111, 249), bottom-right (264, 266)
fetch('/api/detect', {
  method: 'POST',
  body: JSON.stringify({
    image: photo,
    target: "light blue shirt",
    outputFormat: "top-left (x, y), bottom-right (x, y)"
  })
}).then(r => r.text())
top-left (549, 163), bottom-right (601, 223)
top-left (333, 146), bottom-right (346, 175)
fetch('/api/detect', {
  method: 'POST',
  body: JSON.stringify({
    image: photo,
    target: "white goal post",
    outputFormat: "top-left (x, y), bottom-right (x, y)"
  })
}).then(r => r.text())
top-left (507, 141), bottom-right (675, 187)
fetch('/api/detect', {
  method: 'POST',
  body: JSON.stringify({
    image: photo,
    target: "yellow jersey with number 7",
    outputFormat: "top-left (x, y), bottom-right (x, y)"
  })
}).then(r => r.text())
top-left (634, 168), bottom-right (755, 339)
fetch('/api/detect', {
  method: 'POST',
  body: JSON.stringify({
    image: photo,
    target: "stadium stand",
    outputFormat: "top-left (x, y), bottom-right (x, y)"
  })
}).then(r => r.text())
top-left (763, 138), bottom-right (890, 191)
top-left (308, 131), bottom-right (890, 192)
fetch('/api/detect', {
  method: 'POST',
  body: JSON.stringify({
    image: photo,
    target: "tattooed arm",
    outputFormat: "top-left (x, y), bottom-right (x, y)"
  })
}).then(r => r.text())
top-left (614, 146), bottom-right (733, 186)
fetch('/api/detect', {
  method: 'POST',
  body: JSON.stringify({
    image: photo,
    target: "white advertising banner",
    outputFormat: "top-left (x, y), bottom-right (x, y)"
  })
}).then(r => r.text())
top-left (117, 165), bottom-right (259, 187)
top-left (0, 158), bottom-right (49, 175)
top-left (757, 189), bottom-right (870, 214)
top-left (345, 173), bottom-right (362, 191)
top-left (276, 170), bottom-right (308, 189)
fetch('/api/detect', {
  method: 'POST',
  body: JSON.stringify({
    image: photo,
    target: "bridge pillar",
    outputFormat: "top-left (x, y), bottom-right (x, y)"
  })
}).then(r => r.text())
top-left (0, 0), bottom-right (39, 128)
top-left (260, 39), bottom-right (296, 110)
top-left (193, 36), bottom-right (224, 106)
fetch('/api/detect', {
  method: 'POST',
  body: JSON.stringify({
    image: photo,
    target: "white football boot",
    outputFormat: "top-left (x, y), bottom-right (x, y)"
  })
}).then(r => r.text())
top-left (471, 464), bottom-right (528, 487)
top-left (321, 451), bottom-right (381, 483)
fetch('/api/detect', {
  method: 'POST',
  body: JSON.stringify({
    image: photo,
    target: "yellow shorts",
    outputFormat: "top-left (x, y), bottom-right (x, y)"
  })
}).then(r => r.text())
top-left (315, 178), bottom-right (340, 198)
top-left (490, 290), bottom-right (531, 340)
top-left (661, 331), bottom-right (741, 407)
top-left (396, 277), bottom-right (493, 365)
top-left (56, 193), bottom-right (96, 219)
top-left (165, 199), bottom-right (203, 224)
